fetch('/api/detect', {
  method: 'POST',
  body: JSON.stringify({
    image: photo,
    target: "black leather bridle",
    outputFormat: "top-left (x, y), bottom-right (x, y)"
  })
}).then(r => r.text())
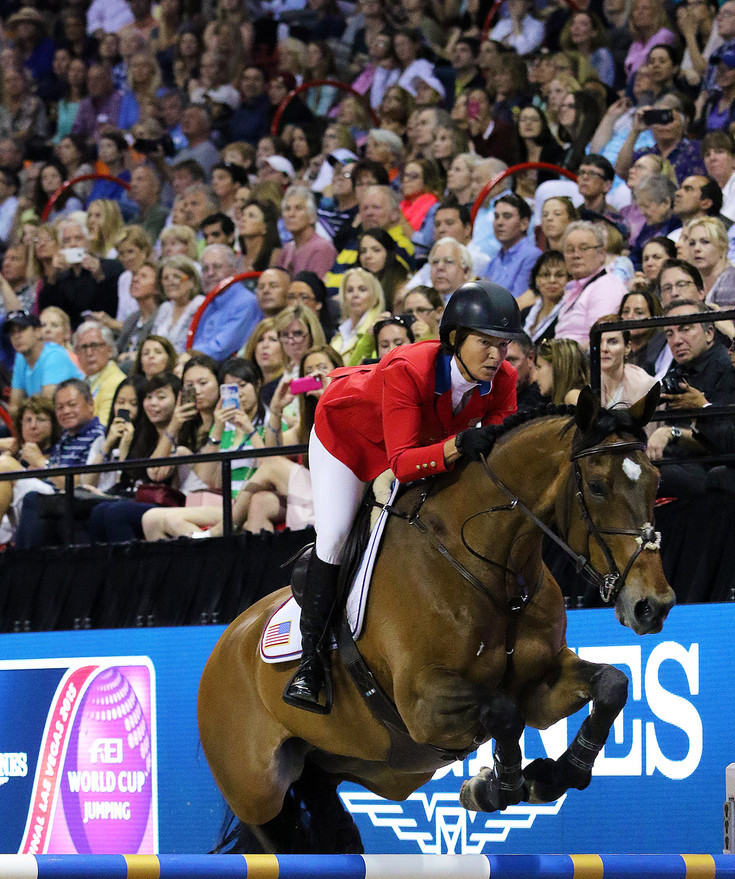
top-left (476, 438), bottom-right (662, 606)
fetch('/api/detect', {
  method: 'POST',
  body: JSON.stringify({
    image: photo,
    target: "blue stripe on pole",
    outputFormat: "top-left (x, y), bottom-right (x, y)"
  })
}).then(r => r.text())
top-left (274, 854), bottom-right (365, 879)
top-left (488, 855), bottom-right (575, 879)
top-left (158, 854), bottom-right (248, 878)
top-left (601, 854), bottom-right (687, 879)
top-left (36, 855), bottom-right (129, 879)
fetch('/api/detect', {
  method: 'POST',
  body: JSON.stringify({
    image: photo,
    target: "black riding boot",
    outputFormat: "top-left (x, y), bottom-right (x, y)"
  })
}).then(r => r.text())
top-left (283, 555), bottom-right (341, 714)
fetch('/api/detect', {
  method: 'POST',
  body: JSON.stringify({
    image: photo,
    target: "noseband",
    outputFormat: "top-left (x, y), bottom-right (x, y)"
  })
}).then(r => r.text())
top-left (568, 441), bottom-right (662, 604)
top-left (476, 439), bottom-right (661, 606)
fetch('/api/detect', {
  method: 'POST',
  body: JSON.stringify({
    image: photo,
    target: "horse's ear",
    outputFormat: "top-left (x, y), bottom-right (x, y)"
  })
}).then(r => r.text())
top-left (575, 386), bottom-right (600, 432)
top-left (628, 382), bottom-right (661, 428)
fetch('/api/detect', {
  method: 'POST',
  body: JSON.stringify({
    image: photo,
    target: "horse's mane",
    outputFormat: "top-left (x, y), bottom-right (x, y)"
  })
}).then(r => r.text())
top-left (483, 403), bottom-right (576, 457)
top-left (484, 401), bottom-right (648, 458)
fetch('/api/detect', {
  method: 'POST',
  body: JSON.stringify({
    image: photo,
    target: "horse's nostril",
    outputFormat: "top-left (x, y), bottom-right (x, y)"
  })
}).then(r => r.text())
top-left (635, 599), bottom-right (653, 622)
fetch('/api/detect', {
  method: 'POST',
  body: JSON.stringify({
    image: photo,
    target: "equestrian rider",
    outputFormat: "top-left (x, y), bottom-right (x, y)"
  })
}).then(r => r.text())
top-left (283, 280), bottom-right (526, 713)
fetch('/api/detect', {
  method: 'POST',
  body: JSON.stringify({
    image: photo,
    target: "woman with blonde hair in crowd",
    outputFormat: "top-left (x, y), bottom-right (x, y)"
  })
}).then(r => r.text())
top-left (330, 267), bottom-right (386, 366)
top-left (151, 256), bottom-right (205, 353)
top-left (39, 306), bottom-right (79, 366)
top-left (118, 52), bottom-right (163, 129)
top-left (685, 216), bottom-right (735, 307)
top-left (275, 304), bottom-right (327, 381)
top-left (534, 337), bottom-right (590, 405)
top-left (29, 224), bottom-right (59, 305)
top-left (86, 199), bottom-right (124, 258)
top-left (243, 318), bottom-right (285, 409)
top-left (624, 0), bottom-right (677, 81)
top-left (445, 152), bottom-right (478, 208)
top-left (159, 225), bottom-right (199, 261)
top-left (111, 225), bottom-right (154, 329)
top-left (545, 71), bottom-right (580, 136)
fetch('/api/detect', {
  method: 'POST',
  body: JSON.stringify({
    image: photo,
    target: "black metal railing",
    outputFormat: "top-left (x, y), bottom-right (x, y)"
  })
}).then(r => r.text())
top-left (588, 309), bottom-right (735, 438)
top-left (0, 442), bottom-right (308, 542)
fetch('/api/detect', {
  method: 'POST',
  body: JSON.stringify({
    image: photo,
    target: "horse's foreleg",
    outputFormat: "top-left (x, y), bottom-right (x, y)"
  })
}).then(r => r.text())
top-left (519, 647), bottom-right (629, 804)
top-left (459, 691), bottom-right (526, 813)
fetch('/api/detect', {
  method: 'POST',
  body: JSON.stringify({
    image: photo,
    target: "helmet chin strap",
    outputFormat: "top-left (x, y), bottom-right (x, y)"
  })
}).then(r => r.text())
top-left (455, 347), bottom-right (483, 384)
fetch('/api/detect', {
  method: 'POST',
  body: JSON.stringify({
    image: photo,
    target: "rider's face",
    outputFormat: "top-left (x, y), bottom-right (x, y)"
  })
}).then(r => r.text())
top-left (455, 331), bottom-right (510, 383)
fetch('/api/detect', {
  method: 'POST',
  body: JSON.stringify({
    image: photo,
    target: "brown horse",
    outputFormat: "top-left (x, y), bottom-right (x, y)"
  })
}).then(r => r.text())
top-left (198, 387), bottom-right (675, 852)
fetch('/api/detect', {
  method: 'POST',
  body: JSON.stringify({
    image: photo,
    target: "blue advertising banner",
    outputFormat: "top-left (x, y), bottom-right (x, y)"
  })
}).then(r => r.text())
top-left (0, 603), bottom-right (732, 854)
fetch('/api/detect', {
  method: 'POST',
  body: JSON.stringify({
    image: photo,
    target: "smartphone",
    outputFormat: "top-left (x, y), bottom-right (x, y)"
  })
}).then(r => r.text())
top-left (117, 408), bottom-right (131, 422)
top-left (220, 383), bottom-right (240, 410)
top-left (181, 385), bottom-right (197, 406)
top-left (290, 375), bottom-right (322, 395)
top-left (61, 247), bottom-right (85, 264)
top-left (642, 108), bottom-right (674, 126)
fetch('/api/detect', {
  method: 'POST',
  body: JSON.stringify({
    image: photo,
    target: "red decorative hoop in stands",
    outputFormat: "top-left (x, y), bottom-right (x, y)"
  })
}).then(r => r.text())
top-left (186, 271), bottom-right (263, 351)
top-left (470, 162), bottom-right (578, 229)
top-left (0, 404), bottom-right (15, 438)
top-left (41, 174), bottom-right (131, 222)
top-left (271, 79), bottom-right (380, 136)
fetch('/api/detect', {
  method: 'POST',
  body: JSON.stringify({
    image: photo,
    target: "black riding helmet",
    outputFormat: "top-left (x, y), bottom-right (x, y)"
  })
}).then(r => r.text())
top-left (439, 280), bottom-right (525, 348)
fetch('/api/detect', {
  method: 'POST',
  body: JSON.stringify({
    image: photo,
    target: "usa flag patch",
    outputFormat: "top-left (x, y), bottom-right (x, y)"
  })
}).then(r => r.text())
top-left (264, 620), bottom-right (291, 648)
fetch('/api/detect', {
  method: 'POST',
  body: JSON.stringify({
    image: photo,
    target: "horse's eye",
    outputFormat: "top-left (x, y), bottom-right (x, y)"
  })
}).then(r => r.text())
top-left (588, 481), bottom-right (605, 498)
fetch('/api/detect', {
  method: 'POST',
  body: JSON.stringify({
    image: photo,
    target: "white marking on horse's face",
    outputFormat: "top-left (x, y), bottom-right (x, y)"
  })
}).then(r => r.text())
top-left (623, 457), bottom-right (642, 482)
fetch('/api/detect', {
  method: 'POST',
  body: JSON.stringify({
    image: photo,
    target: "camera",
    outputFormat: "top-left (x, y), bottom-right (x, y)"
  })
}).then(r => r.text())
top-left (642, 108), bottom-right (675, 127)
top-left (661, 367), bottom-right (688, 395)
top-left (117, 408), bottom-right (131, 422)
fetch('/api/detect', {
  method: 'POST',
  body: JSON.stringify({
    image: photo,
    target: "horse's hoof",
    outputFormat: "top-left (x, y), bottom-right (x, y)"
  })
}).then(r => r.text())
top-left (522, 758), bottom-right (563, 804)
top-left (459, 766), bottom-right (523, 813)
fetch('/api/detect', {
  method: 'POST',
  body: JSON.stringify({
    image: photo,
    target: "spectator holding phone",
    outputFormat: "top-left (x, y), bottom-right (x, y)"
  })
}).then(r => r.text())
top-left (83, 376), bottom-right (146, 490)
top-left (615, 94), bottom-right (706, 185)
top-left (195, 358), bottom-right (267, 495)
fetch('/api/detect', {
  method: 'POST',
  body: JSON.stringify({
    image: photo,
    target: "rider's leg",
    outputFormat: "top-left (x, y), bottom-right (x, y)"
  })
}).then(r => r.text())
top-left (283, 429), bottom-right (367, 713)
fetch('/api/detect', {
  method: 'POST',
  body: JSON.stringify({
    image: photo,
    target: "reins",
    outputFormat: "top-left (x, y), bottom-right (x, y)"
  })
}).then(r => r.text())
top-left (381, 430), bottom-right (663, 632)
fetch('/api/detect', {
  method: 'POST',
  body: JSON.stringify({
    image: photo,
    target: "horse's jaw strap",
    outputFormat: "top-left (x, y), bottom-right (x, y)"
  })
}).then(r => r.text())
top-left (480, 435), bottom-right (659, 608)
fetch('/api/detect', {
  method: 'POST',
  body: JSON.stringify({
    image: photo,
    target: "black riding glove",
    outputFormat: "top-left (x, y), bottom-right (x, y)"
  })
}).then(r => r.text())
top-left (455, 427), bottom-right (494, 462)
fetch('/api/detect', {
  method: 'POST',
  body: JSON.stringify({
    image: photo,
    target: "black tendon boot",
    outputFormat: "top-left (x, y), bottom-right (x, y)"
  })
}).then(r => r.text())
top-left (283, 556), bottom-right (341, 714)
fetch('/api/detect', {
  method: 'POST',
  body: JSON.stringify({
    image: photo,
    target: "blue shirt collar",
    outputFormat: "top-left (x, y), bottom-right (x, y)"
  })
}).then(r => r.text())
top-left (435, 352), bottom-right (492, 396)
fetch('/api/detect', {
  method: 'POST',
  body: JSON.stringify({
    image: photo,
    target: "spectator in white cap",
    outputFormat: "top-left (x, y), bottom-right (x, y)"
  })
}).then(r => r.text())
top-left (258, 155), bottom-right (296, 189)
top-left (413, 72), bottom-right (445, 107)
top-left (394, 28), bottom-right (436, 97)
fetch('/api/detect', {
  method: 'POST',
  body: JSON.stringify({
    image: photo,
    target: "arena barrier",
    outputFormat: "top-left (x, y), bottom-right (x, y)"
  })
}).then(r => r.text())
top-left (0, 854), bottom-right (733, 879)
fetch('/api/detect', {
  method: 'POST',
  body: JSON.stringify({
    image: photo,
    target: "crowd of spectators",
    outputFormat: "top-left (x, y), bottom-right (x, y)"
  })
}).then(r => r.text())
top-left (0, 0), bottom-right (734, 551)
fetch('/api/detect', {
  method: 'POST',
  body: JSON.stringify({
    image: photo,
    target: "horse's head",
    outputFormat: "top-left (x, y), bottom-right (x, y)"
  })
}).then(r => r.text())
top-left (564, 385), bottom-right (675, 635)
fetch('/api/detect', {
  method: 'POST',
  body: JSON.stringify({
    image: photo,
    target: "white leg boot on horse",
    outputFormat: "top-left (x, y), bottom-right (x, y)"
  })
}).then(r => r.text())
top-left (283, 555), bottom-right (341, 714)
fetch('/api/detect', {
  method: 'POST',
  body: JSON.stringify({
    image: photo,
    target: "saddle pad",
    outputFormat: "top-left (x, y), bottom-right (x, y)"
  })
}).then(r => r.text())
top-left (260, 478), bottom-right (401, 663)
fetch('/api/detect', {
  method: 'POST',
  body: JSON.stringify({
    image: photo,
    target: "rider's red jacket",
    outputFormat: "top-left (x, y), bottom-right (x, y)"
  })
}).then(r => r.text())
top-left (314, 340), bottom-right (517, 483)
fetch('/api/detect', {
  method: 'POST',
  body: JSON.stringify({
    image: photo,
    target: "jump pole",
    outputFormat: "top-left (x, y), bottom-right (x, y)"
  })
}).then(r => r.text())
top-left (0, 854), bottom-right (733, 879)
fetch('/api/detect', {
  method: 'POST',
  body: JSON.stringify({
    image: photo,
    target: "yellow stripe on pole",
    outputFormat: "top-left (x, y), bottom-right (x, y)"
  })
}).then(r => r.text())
top-left (571, 854), bottom-right (604, 879)
top-left (682, 854), bottom-right (717, 879)
top-left (124, 855), bottom-right (161, 879)
top-left (244, 854), bottom-right (280, 878)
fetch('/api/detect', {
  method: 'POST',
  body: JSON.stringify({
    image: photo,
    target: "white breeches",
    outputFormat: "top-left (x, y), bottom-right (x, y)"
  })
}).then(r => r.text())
top-left (309, 429), bottom-right (369, 565)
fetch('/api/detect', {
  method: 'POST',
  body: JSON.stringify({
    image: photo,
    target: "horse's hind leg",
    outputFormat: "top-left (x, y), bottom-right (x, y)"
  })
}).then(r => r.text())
top-left (459, 690), bottom-right (526, 813)
top-left (291, 761), bottom-right (364, 853)
top-left (519, 646), bottom-right (629, 804)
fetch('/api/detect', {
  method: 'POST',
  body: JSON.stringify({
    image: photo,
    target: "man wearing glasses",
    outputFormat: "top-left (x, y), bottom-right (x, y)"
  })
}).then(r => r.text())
top-left (554, 220), bottom-right (627, 350)
top-left (73, 321), bottom-right (125, 426)
top-left (577, 155), bottom-right (629, 240)
top-left (190, 244), bottom-right (264, 362)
